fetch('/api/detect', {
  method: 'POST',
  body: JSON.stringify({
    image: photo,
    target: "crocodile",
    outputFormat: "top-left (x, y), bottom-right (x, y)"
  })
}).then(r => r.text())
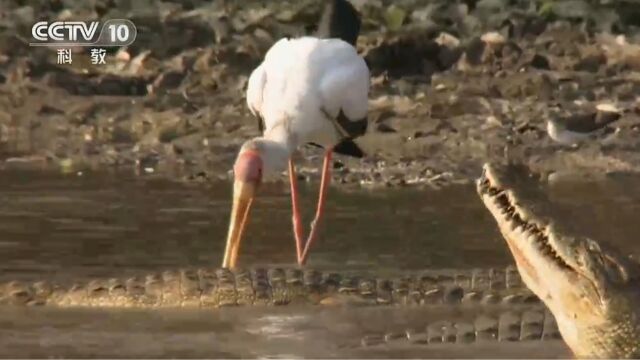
top-left (0, 267), bottom-right (540, 309)
top-left (477, 163), bottom-right (640, 358)
top-left (360, 309), bottom-right (561, 347)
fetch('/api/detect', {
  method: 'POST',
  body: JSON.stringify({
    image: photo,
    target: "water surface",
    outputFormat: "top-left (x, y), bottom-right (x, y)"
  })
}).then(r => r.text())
top-left (0, 169), bottom-right (638, 358)
top-left (0, 169), bottom-right (513, 282)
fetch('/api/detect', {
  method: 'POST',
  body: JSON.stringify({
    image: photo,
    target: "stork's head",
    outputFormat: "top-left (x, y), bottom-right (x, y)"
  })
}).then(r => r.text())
top-left (234, 147), bottom-right (264, 187)
top-left (222, 138), bottom-right (289, 268)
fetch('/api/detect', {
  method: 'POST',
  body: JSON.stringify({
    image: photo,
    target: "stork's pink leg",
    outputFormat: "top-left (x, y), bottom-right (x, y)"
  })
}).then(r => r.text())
top-left (289, 159), bottom-right (305, 260)
top-left (299, 150), bottom-right (332, 265)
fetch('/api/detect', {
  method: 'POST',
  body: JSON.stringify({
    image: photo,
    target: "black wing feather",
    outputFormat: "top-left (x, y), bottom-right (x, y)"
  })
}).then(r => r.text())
top-left (335, 109), bottom-right (367, 138)
top-left (308, 139), bottom-right (365, 158)
top-left (316, 108), bottom-right (368, 158)
top-left (315, 0), bottom-right (361, 46)
top-left (333, 139), bottom-right (365, 158)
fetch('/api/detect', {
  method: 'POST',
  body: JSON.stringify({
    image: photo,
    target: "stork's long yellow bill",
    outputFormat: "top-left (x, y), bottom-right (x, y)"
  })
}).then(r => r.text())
top-left (222, 180), bottom-right (256, 268)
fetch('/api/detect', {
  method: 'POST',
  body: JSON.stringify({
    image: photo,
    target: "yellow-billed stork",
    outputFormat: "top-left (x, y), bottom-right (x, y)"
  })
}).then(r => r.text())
top-left (222, 0), bottom-right (369, 268)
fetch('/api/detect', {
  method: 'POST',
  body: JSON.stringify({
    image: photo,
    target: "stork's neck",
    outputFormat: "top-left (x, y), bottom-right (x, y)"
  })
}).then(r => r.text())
top-left (263, 120), bottom-right (299, 151)
top-left (244, 133), bottom-right (293, 179)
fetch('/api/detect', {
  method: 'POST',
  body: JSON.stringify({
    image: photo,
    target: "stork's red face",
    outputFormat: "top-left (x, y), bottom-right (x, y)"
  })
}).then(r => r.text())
top-left (234, 150), bottom-right (264, 184)
top-left (222, 150), bottom-right (263, 268)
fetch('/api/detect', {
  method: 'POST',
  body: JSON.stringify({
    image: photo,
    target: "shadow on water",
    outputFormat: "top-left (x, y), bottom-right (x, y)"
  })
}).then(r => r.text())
top-left (0, 168), bottom-right (638, 358)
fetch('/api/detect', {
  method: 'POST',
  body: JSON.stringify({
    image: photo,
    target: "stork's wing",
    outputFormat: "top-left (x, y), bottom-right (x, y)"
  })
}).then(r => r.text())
top-left (319, 56), bottom-right (369, 140)
top-left (246, 63), bottom-right (267, 133)
top-left (318, 57), bottom-right (369, 158)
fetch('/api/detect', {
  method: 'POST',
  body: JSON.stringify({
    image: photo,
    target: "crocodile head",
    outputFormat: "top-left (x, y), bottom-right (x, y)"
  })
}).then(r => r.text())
top-left (477, 163), bottom-right (640, 358)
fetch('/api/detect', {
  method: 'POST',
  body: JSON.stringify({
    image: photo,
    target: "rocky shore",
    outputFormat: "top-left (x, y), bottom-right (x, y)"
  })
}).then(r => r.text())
top-left (1, 0), bottom-right (639, 188)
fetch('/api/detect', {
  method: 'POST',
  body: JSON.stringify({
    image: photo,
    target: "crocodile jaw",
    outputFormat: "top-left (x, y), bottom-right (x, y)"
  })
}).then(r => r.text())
top-left (477, 163), bottom-right (640, 358)
top-left (477, 165), bottom-right (583, 294)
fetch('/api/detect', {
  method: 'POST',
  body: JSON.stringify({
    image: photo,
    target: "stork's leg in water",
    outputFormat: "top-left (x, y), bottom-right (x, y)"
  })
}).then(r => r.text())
top-left (299, 150), bottom-right (332, 265)
top-left (289, 159), bottom-right (306, 260)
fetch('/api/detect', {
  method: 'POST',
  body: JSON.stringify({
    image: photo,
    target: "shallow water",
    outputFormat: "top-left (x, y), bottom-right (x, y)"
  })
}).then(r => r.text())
top-left (0, 169), bottom-right (638, 358)
top-left (0, 169), bottom-right (514, 283)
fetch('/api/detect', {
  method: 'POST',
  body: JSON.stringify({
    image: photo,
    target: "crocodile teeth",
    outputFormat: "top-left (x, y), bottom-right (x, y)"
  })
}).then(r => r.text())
top-left (510, 220), bottom-right (520, 232)
top-left (496, 192), bottom-right (509, 207)
top-left (479, 166), bottom-right (574, 273)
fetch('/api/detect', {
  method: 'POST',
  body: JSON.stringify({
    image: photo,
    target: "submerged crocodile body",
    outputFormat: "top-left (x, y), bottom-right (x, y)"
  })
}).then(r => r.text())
top-left (0, 267), bottom-right (539, 308)
top-left (360, 309), bottom-right (561, 347)
top-left (477, 163), bottom-right (640, 358)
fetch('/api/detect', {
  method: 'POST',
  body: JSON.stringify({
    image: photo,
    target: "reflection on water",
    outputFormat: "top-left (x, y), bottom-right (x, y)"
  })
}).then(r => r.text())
top-left (0, 168), bottom-right (638, 358)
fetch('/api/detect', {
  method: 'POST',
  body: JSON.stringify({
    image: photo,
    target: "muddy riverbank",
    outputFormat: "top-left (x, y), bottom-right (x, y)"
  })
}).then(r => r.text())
top-left (1, 0), bottom-right (639, 188)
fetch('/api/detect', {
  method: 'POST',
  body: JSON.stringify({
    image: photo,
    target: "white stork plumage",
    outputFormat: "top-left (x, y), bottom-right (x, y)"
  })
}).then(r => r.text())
top-left (222, 0), bottom-right (370, 268)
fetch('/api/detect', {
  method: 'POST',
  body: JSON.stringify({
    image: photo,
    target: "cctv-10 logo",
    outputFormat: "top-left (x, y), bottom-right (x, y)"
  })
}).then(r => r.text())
top-left (30, 19), bottom-right (137, 47)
